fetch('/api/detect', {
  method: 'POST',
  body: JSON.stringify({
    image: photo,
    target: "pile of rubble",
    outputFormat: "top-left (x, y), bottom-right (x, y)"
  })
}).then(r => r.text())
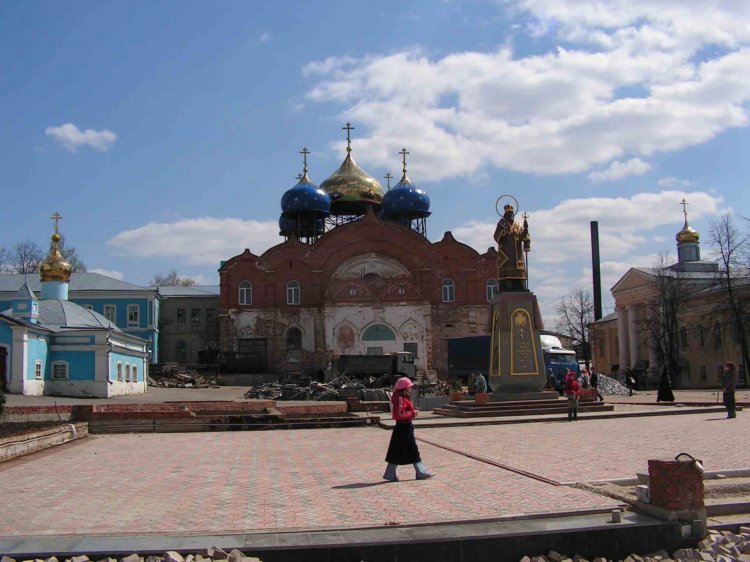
top-left (597, 374), bottom-right (631, 396)
top-left (521, 527), bottom-right (750, 561)
top-left (0, 547), bottom-right (260, 562)
top-left (148, 365), bottom-right (219, 389)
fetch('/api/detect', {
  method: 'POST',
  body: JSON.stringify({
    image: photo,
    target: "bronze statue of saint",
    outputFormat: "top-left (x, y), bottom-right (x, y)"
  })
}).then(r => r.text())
top-left (493, 203), bottom-right (530, 291)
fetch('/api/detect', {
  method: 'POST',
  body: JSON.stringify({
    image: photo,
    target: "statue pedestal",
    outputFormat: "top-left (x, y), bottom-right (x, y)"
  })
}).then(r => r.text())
top-left (487, 291), bottom-right (547, 395)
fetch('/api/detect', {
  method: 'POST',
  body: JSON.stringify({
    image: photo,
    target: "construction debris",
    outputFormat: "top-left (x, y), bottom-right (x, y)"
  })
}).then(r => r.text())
top-left (148, 365), bottom-right (219, 389)
top-left (596, 374), bottom-right (631, 396)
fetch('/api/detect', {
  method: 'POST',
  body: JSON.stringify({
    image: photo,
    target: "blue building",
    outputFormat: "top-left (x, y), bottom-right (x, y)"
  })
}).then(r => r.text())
top-left (0, 217), bottom-right (150, 397)
top-left (0, 275), bottom-right (160, 363)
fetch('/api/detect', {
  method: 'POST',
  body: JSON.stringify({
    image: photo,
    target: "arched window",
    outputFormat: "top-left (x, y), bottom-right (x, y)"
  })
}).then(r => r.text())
top-left (698, 325), bottom-right (705, 347)
top-left (362, 324), bottom-right (396, 341)
top-left (713, 322), bottom-right (722, 349)
top-left (239, 281), bottom-right (252, 305)
top-left (286, 327), bottom-right (302, 351)
top-left (680, 327), bottom-right (688, 349)
top-left (442, 279), bottom-right (455, 303)
top-left (176, 341), bottom-right (187, 362)
top-left (287, 280), bottom-right (300, 305)
top-left (486, 279), bottom-right (499, 301)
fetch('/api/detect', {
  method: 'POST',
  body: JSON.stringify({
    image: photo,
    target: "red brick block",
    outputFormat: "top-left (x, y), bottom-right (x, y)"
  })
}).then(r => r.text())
top-left (648, 457), bottom-right (704, 510)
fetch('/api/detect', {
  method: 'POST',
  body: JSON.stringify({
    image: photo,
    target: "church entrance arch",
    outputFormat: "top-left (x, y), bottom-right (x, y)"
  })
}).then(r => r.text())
top-left (362, 323), bottom-right (396, 355)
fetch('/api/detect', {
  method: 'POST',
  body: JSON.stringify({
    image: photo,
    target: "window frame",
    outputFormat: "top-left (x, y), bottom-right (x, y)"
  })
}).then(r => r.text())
top-left (176, 308), bottom-right (186, 324)
top-left (205, 308), bottom-right (215, 324)
top-left (51, 361), bottom-right (69, 380)
top-left (133, 364), bottom-right (138, 382)
top-left (190, 308), bottom-right (201, 324)
top-left (441, 278), bottom-right (455, 303)
top-left (104, 304), bottom-right (117, 324)
top-left (116, 361), bottom-right (123, 381)
top-left (125, 363), bottom-right (131, 382)
top-left (127, 304), bottom-right (140, 326)
top-left (34, 360), bottom-right (43, 380)
top-left (239, 280), bottom-right (252, 305)
top-left (486, 279), bottom-right (499, 302)
top-left (287, 280), bottom-right (300, 305)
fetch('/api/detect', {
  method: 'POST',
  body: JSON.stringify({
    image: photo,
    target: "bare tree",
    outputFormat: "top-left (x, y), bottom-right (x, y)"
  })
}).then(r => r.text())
top-left (555, 288), bottom-right (594, 370)
top-left (641, 254), bottom-right (698, 389)
top-left (55, 235), bottom-right (86, 272)
top-left (151, 269), bottom-right (196, 287)
top-left (0, 246), bottom-right (9, 273)
top-left (708, 214), bottom-right (750, 386)
top-left (9, 240), bottom-right (44, 273)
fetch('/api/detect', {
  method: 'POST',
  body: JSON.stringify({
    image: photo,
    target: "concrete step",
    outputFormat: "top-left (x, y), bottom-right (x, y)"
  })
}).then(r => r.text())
top-left (432, 398), bottom-right (614, 417)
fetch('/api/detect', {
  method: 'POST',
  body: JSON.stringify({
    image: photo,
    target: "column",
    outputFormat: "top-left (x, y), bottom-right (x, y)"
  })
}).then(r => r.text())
top-left (628, 305), bottom-right (640, 368)
top-left (616, 306), bottom-right (629, 370)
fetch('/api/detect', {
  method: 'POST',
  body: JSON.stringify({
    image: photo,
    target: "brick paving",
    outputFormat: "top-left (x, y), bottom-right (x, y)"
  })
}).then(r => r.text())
top-left (0, 408), bottom-right (747, 540)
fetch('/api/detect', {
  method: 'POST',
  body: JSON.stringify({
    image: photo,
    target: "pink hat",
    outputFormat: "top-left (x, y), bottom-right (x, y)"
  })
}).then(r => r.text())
top-left (394, 377), bottom-right (414, 390)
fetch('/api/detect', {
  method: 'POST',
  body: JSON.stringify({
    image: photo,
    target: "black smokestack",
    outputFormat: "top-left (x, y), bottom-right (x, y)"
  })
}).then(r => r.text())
top-left (590, 221), bottom-right (602, 320)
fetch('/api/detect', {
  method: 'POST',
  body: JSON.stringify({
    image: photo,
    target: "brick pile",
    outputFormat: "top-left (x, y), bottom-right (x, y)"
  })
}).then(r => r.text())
top-left (521, 527), bottom-right (750, 561)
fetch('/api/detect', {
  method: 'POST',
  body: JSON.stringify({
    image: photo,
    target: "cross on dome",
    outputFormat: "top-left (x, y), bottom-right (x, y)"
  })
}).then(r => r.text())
top-left (342, 122), bottom-right (355, 152)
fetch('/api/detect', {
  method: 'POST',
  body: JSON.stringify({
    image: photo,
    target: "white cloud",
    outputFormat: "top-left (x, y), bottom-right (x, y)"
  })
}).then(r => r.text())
top-left (302, 2), bottom-right (750, 180)
top-left (107, 217), bottom-right (280, 266)
top-left (45, 123), bottom-right (118, 153)
top-left (89, 268), bottom-right (124, 280)
top-left (259, 32), bottom-right (271, 44)
top-left (658, 176), bottom-right (694, 188)
top-left (588, 158), bottom-right (651, 183)
top-left (190, 273), bottom-right (219, 286)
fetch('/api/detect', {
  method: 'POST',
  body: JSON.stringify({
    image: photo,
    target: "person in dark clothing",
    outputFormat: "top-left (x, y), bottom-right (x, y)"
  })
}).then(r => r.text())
top-left (657, 368), bottom-right (675, 402)
top-left (625, 370), bottom-right (636, 396)
top-left (722, 361), bottom-right (737, 419)
top-left (590, 370), bottom-right (604, 402)
top-left (383, 377), bottom-right (434, 481)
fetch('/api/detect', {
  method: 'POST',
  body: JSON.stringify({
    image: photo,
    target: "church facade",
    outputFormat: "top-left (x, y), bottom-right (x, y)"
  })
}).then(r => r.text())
top-left (0, 218), bottom-right (149, 397)
top-left (218, 130), bottom-right (498, 377)
top-left (590, 207), bottom-right (749, 389)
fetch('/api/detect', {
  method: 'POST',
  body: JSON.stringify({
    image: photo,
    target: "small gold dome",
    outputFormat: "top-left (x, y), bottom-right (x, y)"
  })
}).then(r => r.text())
top-left (320, 153), bottom-right (384, 214)
top-left (40, 234), bottom-right (72, 283)
top-left (676, 221), bottom-right (699, 244)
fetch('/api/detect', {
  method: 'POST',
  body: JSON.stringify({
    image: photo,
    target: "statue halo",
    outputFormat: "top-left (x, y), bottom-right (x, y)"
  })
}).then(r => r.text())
top-left (495, 195), bottom-right (520, 217)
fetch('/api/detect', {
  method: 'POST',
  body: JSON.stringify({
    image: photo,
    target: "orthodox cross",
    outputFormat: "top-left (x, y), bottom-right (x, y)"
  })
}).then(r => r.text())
top-left (680, 198), bottom-right (689, 222)
top-left (399, 147), bottom-right (409, 174)
top-left (342, 122), bottom-right (354, 152)
top-left (384, 172), bottom-right (393, 190)
top-left (295, 173), bottom-right (303, 181)
top-left (300, 147), bottom-right (310, 173)
top-left (51, 212), bottom-right (62, 235)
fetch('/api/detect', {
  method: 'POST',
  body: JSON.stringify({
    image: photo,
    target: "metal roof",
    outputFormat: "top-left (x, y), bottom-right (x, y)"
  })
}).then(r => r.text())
top-left (0, 273), bottom-right (151, 293)
top-left (155, 285), bottom-right (220, 297)
top-left (1, 299), bottom-right (125, 334)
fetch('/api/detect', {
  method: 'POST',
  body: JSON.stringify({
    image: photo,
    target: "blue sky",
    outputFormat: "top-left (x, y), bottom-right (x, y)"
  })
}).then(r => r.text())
top-left (2, 0), bottom-right (749, 319)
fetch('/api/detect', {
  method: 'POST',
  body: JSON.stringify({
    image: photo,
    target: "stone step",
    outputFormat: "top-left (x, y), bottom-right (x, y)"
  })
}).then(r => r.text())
top-left (433, 401), bottom-right (614, 418)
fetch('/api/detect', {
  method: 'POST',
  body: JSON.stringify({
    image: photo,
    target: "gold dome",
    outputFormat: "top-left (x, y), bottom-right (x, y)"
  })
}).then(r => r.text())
top-left (320, 152), bottom-right (384, 214)
top-left (676, 220), bottom-right (699, 244)
top-left (40, 222), bottom-right (72, 283)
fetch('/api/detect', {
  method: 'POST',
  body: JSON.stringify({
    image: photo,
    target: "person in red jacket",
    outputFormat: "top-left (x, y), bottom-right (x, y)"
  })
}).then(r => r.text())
top-left (564, 368), bottom-right (581, 421)
top-left (383, 377), bottom-right (435, 482)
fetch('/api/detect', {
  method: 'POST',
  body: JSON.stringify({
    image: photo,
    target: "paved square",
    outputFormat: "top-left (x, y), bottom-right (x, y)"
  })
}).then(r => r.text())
top-left (1, 410), bottom-right (746, 538)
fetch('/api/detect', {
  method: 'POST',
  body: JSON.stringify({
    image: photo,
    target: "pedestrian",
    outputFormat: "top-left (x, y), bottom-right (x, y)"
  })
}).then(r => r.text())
top-left (656, 367), bottom-right (675, 402)
top-left (625, 369), bottom-right (636, 396)
top-left (383, 377), bottom-right (435, 481)
top-left (563, 368), bottom-right (581, 421)
top-left (474, 372), bottom-right (487, 394)
top-left (589, 370), bottom-right (604, 402)
top-left (721, 361), bottom-right (737, 419)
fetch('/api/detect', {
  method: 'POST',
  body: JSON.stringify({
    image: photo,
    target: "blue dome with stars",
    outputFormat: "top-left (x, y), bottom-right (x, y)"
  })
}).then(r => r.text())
top-left (381, 175), bottom-right (431, 219)
top-left (280, 174), bottom-right (331, 215)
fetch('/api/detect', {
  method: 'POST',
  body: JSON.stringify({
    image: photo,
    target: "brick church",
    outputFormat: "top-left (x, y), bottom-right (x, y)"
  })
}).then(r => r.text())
top-left (218, 126), bottom-right (498, 378)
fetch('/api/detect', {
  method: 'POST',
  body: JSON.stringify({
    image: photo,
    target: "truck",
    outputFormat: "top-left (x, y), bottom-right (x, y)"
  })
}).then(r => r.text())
top-left (447, 333), bottom-right (579, 390)
top-left (334, 352), bottom-right (416, 381)
top-left (539, 334), bottom-right (579, 391)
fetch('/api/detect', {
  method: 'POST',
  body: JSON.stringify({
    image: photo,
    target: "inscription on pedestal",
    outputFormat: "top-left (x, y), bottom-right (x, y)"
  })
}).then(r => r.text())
top-left (510, 308), bottom-right (540, 375)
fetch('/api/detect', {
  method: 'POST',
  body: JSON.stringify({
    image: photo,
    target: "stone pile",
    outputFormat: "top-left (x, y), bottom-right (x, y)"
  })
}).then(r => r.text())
top-left (597, 374), bottom-right (631, 396)
top-left (148, 366), bottom-right (219, 389)
top-left (0, 548), bottom-right (261, 562)
top-left (520, 526), bottom-right (750, 561)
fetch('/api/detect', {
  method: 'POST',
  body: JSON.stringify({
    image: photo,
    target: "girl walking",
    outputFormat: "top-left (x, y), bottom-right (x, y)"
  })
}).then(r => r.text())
top-left (564, 368), bottom-right (581, 421)
top-left (383, 377), bottom-right (435, 481)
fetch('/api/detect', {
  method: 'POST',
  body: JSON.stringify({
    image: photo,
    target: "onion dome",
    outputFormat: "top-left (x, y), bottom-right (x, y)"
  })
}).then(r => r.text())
top-left (280, 148), bottom-right (331, 216)
top-left (381, 148), bottom-right (431, 219)
top-left (676, 198), bottom-right (699, 243)
top-left (40, 213), bottom-right (72, 283)
top-left (319, 123), bottom-right (383, 215)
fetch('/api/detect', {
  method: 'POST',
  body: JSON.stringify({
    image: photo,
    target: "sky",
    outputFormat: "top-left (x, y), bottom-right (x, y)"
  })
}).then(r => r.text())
top-left (1, 0), bottom-right (749, 321)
